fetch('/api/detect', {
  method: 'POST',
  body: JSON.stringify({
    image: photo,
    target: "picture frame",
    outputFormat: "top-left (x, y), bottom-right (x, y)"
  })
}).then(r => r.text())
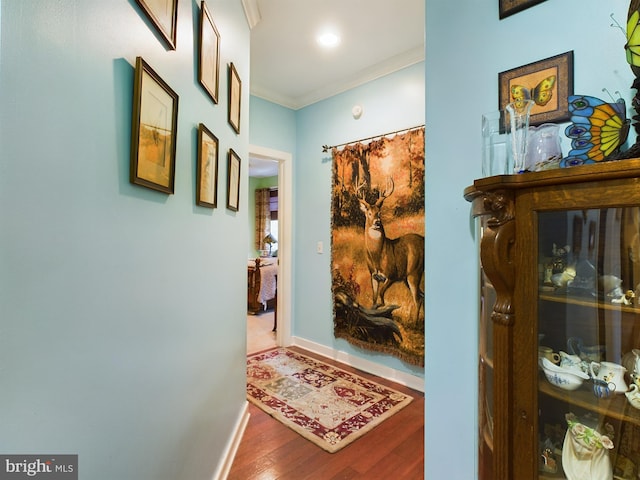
top-left (134, 0), bottom-right (178, 50)
top-left (498, 51), bottom-right (574, 126)
top-left (499, 0), bottom-right (546, 19)
top-left (198, 1), bottom-right (221, 104)
top-left (228, 63), bottom-right (242, 134)
top-left (196, 123), bottom-right (219, 208)
top-left (226, 149), bottom-right (241, 211)
top-left (130, 56), bottom-right (179, 194)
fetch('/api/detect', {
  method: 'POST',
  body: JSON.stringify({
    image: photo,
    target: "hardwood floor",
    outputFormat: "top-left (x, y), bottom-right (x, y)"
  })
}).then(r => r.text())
top-left (229, 346), bottom-right (424, 480)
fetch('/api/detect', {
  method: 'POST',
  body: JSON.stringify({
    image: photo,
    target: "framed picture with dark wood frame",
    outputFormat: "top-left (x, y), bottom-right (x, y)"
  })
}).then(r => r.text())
top-left (498, 51), bottom-right (574, 126)
top-left (499, 0), bottom-right (546, 19)
top-left (198, 1), bottom-right (221, 104)
top-left (228, 63), bottom-right (242, 134)
top-left (134, 0), bottom-right (178, 50)
top-left (226, 148), bottom-right (241, 211)
top-left (130, 56), bottom-right (179, 194)
top-left (196, 123), bottom-right (219, 208)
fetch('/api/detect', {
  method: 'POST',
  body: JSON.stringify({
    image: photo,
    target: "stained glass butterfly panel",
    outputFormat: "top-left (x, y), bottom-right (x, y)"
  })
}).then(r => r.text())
top-left (561, 95), bottom-right (630, 167)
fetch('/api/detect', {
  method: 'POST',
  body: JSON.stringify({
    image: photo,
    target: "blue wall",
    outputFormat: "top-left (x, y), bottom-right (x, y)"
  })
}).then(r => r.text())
top-left (293, 62), bottom-right (425, 377)
top-left (426, 0), bottom-right (635, 477)
top-left (249, 95), bottom-right (297, 153)
top-left (0, 1), bottom-right (250, 478)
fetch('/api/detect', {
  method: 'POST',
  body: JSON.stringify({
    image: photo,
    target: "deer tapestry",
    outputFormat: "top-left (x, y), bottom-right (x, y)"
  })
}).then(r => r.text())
top-left (331, 127), bottom-right (425, 367)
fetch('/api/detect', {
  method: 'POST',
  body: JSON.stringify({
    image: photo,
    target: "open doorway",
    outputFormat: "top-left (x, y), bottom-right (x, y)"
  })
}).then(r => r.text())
top-left (247, 145), bottom-right (292, 353)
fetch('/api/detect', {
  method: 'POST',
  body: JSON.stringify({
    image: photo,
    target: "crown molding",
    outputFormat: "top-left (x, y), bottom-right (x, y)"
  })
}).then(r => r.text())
top-left (241, 0), bottom-right (261, 29)
top-left (250, 45), bottom-right (425, 110)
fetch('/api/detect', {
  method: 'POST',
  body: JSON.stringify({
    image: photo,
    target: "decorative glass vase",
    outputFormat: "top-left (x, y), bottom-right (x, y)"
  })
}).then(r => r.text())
top-left (481, 109), bottom-right (509, 176)
top-left (527, 123), bottom-right (562, 171)
top-left (506, 100), bottom-right (534, 174)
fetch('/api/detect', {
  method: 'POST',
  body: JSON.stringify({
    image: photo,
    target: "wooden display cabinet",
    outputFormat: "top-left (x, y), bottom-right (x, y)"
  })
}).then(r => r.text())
top-left (465, 159), bottom-right (640, 479)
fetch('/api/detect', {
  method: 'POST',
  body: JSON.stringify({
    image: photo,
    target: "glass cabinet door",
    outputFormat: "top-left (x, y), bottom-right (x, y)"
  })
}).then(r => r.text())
top-left (536, 207), bottom-right (640, 480)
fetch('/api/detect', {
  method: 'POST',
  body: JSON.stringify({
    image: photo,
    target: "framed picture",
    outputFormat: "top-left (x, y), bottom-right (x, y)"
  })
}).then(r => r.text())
top-left (228, 63), bottom-right (242, 134)
top-left (196, 123), bottom-right (219, 208)
top-left (226, 149), bottom-right (241, 211)
top-left (498, 51), bottom-right (574, 126)
top-left (499, 0), bottom-right (546, 19)
top-left (134, 0), bottom-right (178, 50)
top-left (130, 56), bottom-right (179, 194)
top-left (198, 1), bottom-right (221, 104)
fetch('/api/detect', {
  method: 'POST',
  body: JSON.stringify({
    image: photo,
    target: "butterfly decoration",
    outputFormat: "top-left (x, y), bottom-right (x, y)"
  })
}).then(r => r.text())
top-left (626, 0), bottom-right (640, 75)
top-left (510, 75), bottom-right (556, 109)
top-left (561, 95), bottom-right (630, 167)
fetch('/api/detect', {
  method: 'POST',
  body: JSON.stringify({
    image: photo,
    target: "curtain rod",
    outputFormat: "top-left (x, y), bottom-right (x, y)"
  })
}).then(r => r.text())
top-left (322, 124), bottom-right (425, 153)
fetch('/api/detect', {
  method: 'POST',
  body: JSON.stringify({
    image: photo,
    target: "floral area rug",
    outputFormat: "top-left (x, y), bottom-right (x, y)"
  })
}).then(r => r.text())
top-left (246, 347), bottom-right (413, 453)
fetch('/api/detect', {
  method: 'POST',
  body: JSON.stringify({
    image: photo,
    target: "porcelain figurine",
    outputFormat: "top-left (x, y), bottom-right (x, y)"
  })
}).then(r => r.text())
top-left (621, 348), bottom-right (640, 376)
top-left (562, 414), bottom-right (614, 480)
top-left (625, 384), bottom-right (640, 410)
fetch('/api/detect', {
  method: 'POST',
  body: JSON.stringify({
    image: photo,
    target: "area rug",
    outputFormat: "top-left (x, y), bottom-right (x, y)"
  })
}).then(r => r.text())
top-left (246, 347), bottom-right (413, 453)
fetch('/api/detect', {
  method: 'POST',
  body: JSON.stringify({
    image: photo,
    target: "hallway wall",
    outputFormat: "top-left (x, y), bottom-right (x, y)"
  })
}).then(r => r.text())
top-left (0, 1), bottom-right (250, 478)
top-left (426, 0), bottom-right (635, 477)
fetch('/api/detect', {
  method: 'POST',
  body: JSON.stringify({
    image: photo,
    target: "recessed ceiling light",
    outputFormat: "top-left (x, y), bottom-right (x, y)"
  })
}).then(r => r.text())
top-left (316, 31), bottom-right (341, 48)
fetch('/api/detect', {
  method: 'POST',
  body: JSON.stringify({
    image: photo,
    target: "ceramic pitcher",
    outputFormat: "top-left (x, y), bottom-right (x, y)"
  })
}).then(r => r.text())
top-left (590, 361), bottom-right (628, 394)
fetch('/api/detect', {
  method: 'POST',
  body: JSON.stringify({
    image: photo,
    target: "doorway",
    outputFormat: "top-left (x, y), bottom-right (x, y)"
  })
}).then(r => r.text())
top-left (247, 145), bottom-right (292, 351)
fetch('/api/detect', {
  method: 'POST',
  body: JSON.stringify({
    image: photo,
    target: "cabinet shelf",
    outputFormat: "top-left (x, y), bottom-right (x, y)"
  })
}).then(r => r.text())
top-left (539, 376), bottom-right (640, 427)
top-left (539, 292), bottom-right (640, 316)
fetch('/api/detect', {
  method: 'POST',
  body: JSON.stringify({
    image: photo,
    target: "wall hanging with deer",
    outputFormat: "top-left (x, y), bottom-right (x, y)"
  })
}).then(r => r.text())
top-left (330, 127), bottom-right (425, 367)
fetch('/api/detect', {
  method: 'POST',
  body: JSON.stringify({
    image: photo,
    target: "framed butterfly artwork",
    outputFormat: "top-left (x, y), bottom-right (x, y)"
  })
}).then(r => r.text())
top-left (499, 0), bottom-right (547, 19)
top-left (499, 51), bottom-right (574, 126)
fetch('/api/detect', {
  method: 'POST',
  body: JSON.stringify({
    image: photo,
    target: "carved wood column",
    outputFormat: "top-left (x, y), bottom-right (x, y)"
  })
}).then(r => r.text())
top-left (471, 188), bottom-right (516, 480)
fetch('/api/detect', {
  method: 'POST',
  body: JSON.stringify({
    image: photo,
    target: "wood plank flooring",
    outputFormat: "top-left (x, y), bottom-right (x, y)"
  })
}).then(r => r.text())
top-left (229, 347), bottom-right (424, 480)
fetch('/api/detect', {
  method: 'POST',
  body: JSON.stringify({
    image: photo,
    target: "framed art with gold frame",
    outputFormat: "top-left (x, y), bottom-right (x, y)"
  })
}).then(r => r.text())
top-left (196, 123), bottom-right (219, 208)
top-left (198, 0), bottom-right (221, 104)
top-left (130, 56), bottom-right (179, 194)
top-left (226, 149), bottom-right (241, 211)
top-left (228, 63), bottom-right (242, 134)
top-left (134, 0), bottom-right (178, 49)
top-left (498, 51), bottom-right (573, 126)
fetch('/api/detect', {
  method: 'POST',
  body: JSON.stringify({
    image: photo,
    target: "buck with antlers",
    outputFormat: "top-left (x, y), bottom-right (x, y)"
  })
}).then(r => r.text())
top-left (356, 178), bottom-right (424, 325)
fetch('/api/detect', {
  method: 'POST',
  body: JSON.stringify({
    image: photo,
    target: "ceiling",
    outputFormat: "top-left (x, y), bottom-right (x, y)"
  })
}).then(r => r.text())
top-left (244, 0), bottom-right (425, 177)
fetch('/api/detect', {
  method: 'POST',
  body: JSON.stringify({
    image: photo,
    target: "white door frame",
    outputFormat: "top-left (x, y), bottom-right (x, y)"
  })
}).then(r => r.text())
top-left (249, 144), bottom-right (292, 347)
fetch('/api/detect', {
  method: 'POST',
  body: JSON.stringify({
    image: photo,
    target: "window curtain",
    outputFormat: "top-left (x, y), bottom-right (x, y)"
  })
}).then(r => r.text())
top-left (255, 188), bottom-right (271, 251)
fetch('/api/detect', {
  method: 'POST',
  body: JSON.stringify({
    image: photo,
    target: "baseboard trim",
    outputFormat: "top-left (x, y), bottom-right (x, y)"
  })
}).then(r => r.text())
top-left (291, 336), bottom-right (424, 393)
top-left (212, 400), bottom-right (250, 480)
